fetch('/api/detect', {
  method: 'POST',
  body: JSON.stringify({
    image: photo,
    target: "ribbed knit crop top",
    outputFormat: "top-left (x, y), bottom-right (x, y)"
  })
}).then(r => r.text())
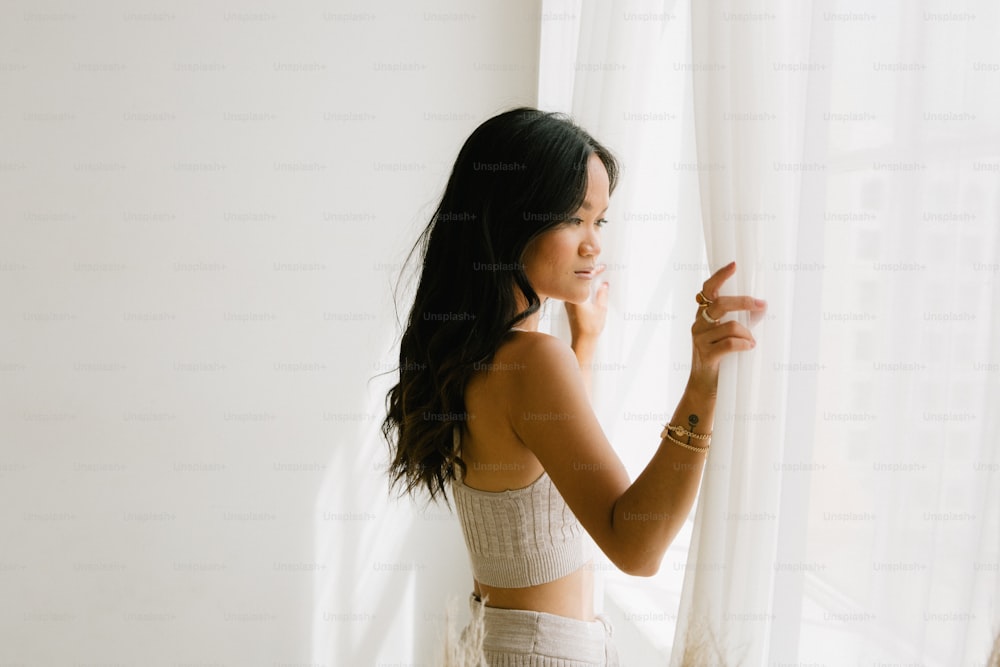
top-left (451, 425), bottom-right (592, 588)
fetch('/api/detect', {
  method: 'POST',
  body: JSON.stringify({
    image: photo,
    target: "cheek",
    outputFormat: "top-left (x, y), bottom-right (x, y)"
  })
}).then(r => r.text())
top-left (536, 232), bottom-right (576, 269)
top-left (523, 229), bottom-right (576, 284)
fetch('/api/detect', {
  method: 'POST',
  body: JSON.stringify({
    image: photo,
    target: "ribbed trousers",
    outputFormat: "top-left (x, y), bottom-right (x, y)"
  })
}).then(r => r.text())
top-left (447, 593), bottom-right (619, 666)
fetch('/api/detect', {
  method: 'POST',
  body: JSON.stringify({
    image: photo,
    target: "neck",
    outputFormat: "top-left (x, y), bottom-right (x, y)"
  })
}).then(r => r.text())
top-left (514, 314), bottom-right (541, 332)
top-left (512, 290), bottom-right (545, 332)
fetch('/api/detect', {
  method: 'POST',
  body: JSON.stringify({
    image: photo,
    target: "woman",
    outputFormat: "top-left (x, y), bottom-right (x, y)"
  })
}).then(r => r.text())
top-left (381, 107), bottom-right (766, 666)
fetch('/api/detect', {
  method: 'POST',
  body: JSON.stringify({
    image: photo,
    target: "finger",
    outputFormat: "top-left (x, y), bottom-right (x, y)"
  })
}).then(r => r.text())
top-left (691, 318), bottom-right (749, 340)
top-left (707, 336), bottom-right (756, 353)
top-left (594, 281), bottom-right (610, 309)
top-left (693, 326), bottom-right (756, 352)
top-left (701, 295), bottom-right (767, 318)
top-left (700, 320), bottom-right (754, 345)
top-left (701, 260), bottom-right (736, 300)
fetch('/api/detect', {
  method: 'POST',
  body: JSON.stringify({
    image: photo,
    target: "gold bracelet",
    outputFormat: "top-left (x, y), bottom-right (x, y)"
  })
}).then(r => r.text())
top-left (660, 429), bottom-right (710, 454)
top-left (664, 423), bottom-right (712, 441)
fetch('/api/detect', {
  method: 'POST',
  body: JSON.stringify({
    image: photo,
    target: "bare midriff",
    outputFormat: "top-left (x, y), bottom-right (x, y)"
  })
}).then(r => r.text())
top-left (472, 565), bottom-right (595, 621)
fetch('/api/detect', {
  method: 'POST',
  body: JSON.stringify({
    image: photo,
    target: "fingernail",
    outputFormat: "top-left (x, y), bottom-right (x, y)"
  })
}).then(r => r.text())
top-left (754, 298), bottom-right (766, 307)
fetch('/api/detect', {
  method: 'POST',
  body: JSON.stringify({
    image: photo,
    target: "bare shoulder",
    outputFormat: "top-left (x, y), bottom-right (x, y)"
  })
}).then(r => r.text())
top-left (484, 330), bottom-right (590, 451)
top-left (499, 332), bottom-right (606, 460)
top-left (499, 330), bottom-right (580, 381)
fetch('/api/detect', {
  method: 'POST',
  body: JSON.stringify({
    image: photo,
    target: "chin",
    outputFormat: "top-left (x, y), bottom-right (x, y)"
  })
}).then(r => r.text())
top-left (538, 282), bottom-right (591, 305)
top-left (559, 289), bottom-right (592, 305)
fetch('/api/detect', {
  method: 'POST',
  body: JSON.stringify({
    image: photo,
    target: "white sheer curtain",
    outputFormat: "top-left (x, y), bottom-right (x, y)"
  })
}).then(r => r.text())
top-left (540, 0), bottom-right (1000, 665)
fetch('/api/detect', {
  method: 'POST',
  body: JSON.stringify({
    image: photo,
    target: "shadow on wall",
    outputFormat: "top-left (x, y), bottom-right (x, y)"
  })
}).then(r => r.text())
top-left (313, 357), bottom-right (472, 664)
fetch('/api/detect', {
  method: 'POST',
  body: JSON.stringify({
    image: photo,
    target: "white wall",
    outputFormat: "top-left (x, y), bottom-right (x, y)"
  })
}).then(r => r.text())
top-left (1, 2), bottom-right (541, 664)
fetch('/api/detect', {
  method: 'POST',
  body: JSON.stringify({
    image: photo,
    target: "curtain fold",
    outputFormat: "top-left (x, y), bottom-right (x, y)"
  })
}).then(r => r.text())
top-left (541, 0), bottom-right (1000, 664)
top-left (673, 2), bottom-right (824, 663)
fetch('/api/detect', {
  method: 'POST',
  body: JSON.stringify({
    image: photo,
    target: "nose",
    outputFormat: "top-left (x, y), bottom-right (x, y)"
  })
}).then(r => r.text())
top-left (581, 229), bottom-right (601, 257)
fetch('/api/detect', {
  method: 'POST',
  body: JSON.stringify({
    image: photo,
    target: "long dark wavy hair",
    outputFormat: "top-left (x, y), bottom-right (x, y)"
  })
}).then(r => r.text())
top-left (381, 106), bottom-right (621, 506)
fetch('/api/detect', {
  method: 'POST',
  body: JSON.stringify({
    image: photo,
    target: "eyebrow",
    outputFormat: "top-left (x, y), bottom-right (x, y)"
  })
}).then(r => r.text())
top-left (581, 201), bottom-right (609, 213)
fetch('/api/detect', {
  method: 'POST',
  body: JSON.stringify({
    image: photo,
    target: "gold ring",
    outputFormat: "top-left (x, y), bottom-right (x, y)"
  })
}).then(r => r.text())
top-left (700, 308), bottom-right (721, 325)
top-left (696, 291), bottom-right (714, 306)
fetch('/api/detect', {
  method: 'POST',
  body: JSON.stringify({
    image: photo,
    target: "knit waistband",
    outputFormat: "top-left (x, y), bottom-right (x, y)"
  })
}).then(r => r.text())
top-left (468, 594), bottom-right (618, 665)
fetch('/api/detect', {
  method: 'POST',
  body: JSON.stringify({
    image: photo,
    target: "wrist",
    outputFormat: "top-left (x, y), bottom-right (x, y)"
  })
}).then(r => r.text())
top-left (685, 372), bottom-right (718, 401)
top-left (571, 336), bottom-right (597, 358)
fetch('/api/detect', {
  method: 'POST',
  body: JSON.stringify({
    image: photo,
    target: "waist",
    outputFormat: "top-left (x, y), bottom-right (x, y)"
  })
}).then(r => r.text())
top-left (474, 561), bottom-right (595, 621)
top-left (468, 591), bottom-right (617, 662)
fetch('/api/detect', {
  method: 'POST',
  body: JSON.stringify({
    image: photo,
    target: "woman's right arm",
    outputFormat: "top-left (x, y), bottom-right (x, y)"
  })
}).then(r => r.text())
top-left (507, 333), bottom-right (702, 576)
top-left (507, 263), bottom-right (764, 576)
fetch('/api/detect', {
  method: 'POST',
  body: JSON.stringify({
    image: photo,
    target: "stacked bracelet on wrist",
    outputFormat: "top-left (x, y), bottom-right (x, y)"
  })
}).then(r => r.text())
top-left (660, 423), bottom-right (711, 453)
top-left (665, 424), bottom-right (710, 441)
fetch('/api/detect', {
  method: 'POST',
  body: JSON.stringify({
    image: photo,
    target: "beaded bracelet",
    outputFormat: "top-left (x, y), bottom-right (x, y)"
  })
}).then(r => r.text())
top-left (659, 425), bottom-right (710, 453)
top-left (665, 423), bottom-right (711, 441)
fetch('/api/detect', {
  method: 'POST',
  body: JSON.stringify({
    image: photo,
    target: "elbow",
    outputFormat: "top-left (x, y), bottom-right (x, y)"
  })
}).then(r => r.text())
top-left (624, 559), bottom-right (661, 578)
top-left (619, 564), bottom-right (655, 578)
top-left (615, 550), bottom-right (664, 578)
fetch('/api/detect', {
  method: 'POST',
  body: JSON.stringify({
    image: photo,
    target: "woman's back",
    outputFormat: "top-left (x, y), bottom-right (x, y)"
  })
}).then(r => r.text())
top-left (461, 330), bottom-right (545, 490)
top-left (457, 329), bottom-right (597, 621)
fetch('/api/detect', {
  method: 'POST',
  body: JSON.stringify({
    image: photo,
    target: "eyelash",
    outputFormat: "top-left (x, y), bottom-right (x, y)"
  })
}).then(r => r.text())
top-left (568, 218), bottom-right (610, 228)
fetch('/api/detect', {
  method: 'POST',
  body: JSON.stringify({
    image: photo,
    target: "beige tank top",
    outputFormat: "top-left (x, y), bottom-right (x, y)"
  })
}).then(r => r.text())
top-left (451, 425), bottom-right (592, 588)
